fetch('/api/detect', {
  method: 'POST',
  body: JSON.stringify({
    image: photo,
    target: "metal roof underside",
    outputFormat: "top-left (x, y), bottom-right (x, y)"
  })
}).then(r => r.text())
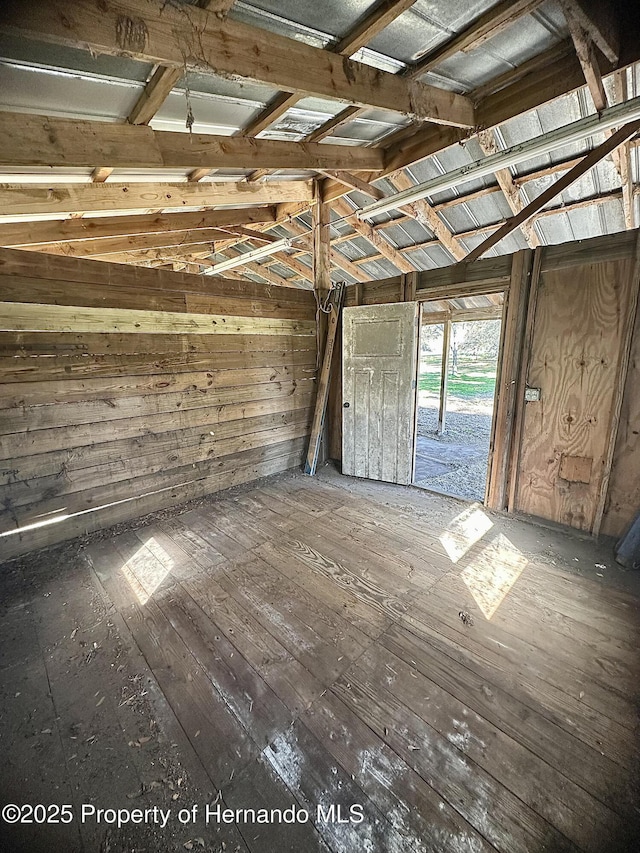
top-left (0, 0), bottom-right (638, 287)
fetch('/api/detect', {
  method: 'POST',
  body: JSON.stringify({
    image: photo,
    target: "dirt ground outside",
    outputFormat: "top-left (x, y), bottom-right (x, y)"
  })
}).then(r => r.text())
top-left (414, 393), bottom-right (495, 502)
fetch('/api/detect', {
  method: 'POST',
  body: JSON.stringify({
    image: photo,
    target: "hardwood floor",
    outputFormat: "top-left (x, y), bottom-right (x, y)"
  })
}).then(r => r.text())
top-left (1, 469), bottom-right (639, 852)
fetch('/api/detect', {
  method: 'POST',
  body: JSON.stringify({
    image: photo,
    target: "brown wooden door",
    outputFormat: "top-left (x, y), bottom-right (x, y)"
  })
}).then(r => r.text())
top-left (342, 302), bottom-right (419, 485)
top-left (515, 258), bottom-right (636, 532)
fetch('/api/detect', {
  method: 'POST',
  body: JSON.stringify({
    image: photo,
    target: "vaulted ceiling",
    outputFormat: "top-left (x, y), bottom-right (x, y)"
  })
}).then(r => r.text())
top-left (0, 0), bottom-right (638, 288)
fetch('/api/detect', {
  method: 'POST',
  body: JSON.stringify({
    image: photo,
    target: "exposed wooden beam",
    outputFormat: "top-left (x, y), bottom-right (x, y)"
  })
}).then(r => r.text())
top-left (0, 207), bottom-right (276, 247)
top-left (610, 69), bottom-right (635, 230)
top-left (240, 93), bottom-right (301, 138)
top-left (318, 171), bottom-right (386, 200)
top-left (0, 181), bottom-right (313, 217)
top-left (22, 228), bottom-right (236, 257)
top-left (127, 65), bottom-right (182, 126)
top-left (187, 168), bottom-right (213, 182)
top-left (405, 0), bottom-right (545, 78)
top-left (219, 246), bottom-right (303, 288)
top-left (477, 130), bottom-right (540, 248)
top-left (562, 2), bottom-right (607, 110)
top-left (90, 245), bottom-right (218, 265)
top-left (220, 225), bottom-right (282, 243)
top-left (465, 117), bottom-right (640, 261)
top-left (561, 0), bottom-right (620, 64)
top-left (282, 218), bottom-right (368, 282)
top-left (245, 170), bottom-right (270, 184)
top-left (0, 113), bottom-right (385, 172)
top-left (304, 106), bottom-right (365, 144)
top-left (563, 10), bottom-right (634, 228)
top-left (319, 168), bottom-right (465, 261)
top-left (272, 251), bottom-right (314, 284)
top-left (386, 171), bottom-right (467, 261)
top-left (356, 189), bottom-right (628, 259)
top-left (90, 166), bottom-right (113, 183)
top-left (0, 0), bottom-right (474, 127)
top-left (332, 197), bottom-right (415, 273)
top-left (333, 0), bottom-right (417, 56)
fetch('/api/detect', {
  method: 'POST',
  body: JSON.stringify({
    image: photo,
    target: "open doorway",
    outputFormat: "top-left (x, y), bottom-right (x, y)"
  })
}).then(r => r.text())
top-left (413, 298), bottom-right (503, 502)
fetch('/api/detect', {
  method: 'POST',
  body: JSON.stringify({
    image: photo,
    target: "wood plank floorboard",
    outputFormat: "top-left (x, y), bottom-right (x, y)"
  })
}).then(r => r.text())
top-left (1, 468), bottom-right (639, 852)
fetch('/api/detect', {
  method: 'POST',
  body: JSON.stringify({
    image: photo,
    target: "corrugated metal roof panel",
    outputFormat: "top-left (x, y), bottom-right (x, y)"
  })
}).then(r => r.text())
top-left (0, 62), bottom-right (144, 121)
top-left (0, 33), bottom-right (152, 81)
top-left (232, 0), bottom-right (374, 42)
top-left (368, 0), bottom-right (498, 65)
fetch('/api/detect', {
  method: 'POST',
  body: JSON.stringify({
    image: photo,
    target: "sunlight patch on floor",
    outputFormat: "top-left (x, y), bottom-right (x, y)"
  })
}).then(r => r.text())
top-left (440, 504), bottom-right (493, 563)
top-left (460, 533), bottom-right (528, 620)
top-left (119, 537), bottom-right (174, 605)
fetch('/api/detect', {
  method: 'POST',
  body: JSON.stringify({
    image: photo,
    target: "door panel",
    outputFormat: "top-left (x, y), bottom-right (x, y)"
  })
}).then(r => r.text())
top-left (342, 302), bottom-right (419, 485)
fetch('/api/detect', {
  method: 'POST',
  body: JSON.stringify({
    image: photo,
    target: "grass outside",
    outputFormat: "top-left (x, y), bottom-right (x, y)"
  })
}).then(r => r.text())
top-left (419, 354), bottom-right (497, 399)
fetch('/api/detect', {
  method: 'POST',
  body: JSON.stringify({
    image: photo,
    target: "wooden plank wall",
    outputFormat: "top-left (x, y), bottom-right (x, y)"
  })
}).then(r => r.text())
top-left (0, 248), bottom-right (317, 561)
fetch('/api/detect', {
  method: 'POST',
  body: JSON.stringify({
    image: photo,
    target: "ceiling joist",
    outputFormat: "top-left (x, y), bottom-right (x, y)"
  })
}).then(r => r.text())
top-left (0, 181), bottom-right (313, 217)
top-left (0, 208), bottom-right (277, 247)
top-left (0, 112), bottom-right (385, 172)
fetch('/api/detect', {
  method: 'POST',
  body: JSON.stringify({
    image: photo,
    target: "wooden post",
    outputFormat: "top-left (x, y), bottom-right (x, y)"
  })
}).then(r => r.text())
top-left (401, 270), bottom-right (419, 302)
top-left (313, 181), bottom-right (332, 463)
top-left (507, 247), bottom-right (543, 512)
top-left (485, 249), bottom-right (533, 510)
top-left (438, 319), bottom-right (452, 435)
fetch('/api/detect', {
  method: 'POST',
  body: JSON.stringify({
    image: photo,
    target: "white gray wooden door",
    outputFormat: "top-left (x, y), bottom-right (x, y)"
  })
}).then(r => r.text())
top-left (342, 302), bottom-right (419, 485)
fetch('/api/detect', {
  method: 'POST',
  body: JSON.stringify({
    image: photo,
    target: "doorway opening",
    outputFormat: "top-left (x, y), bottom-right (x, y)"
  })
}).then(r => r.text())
top-left (413, 298), bottom-right (503, 502)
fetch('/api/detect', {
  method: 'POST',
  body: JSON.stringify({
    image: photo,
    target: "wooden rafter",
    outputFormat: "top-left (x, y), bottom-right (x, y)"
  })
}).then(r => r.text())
top-left (0, 0), bottom-right (473, 127)
top-left (333, 0), bottom-right (418, 56)
top-left (216, 247), bottom-right (303, 288)
top-left (477, 130), bottom-right (540, 248)
top-left (385, 171), bottom-right (467, 261)
top-left (331, 197), bottom-right (415, 273)
top-left (90, 167), bottom-right (112, 183)
top-left (465, 117), bottom-right (640, 261)
top-left (560, 0), bottom-right (620, 64)
top-left (303, 106), bottom-right (367, 145)
top-left (127, 66), bottom-right (183, 126)
top-left (562, 5), bottom-right (633, 229)
top-left (347, 190), bottom-right (631, 263)
top-left (318, 171), bottom-right (385, 200)
top-left (280, 219), bottom-right (369, 283)
top-left (613, 71), bottom-right (636, 230)
top-left (321, 168), bottom-right (465, 261)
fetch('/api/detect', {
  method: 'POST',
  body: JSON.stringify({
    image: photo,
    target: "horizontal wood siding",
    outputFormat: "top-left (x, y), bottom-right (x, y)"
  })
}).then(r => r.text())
top-left (0, 248), bottom-right (316, 560)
